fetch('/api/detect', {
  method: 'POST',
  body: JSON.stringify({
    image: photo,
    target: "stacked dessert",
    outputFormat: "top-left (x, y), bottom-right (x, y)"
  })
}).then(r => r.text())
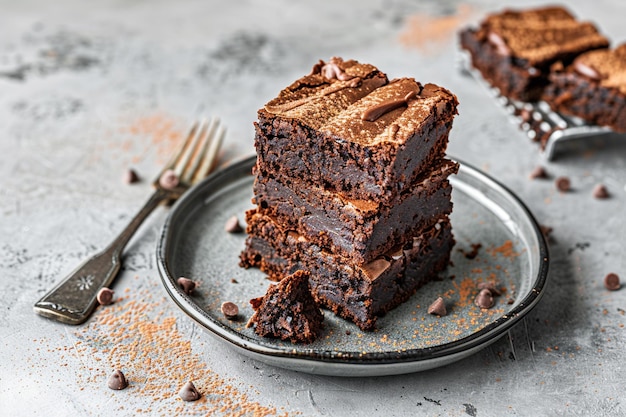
top-left (240, 57), bottom-right (459, 331)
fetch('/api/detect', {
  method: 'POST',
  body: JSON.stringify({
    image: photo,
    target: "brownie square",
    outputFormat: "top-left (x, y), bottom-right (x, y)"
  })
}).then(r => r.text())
top-left (240, 211), bottom-right (453, 331)
top-left (459, 6), bottom-right (609, 102)
top-left (257, 76), bottom-right (458, 201)
top-left (543, 44), bottom-right (626, 132)
top-left (253, 159), bottom-right (458, 264)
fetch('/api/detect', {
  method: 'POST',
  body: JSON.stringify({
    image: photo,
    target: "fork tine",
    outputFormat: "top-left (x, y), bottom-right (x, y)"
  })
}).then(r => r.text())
top-left (158, 120), bottom-right (201, 177)
top-left (193, 120), bottom-right (225, 182)
top-left (180, 117), bottom-right (218, 184)
top-left (172, 118), bottom-right (210, 179)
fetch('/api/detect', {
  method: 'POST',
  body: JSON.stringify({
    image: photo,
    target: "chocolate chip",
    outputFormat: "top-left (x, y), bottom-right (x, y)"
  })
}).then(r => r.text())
top-left (178, 381), bottom-right (201, 402)
top-left (555, 176), bottom-right (571, 192)
top-left (177, 277), bottom-right (196, 295)
top-left (477, 281), bottom-right (501, 296)
top-left (159, 169), bottom-right (179, 189)
top-left (604, 273), bottom-right (621, 291)
top-left (123, 168), bottom-right (140, 184)
top-left (221, 301), bottom-right (239, 320)
top-left (529, 166), bottom-right (548, 180)
top-left (224, 215), bottom-right (243, 233)
top-left (427, 297), bottom-right (447, 316)
top-left (474, 289), bottom-right (494, 309)
top-left (97, 287), bottom-right (114, 305)
top-left (345, 330), bottom-right (351, 336)
top-left (592, 184), bottom-right (609, 199)
top-left (107, 370), bottom-right (128, 390)
top-left (230, 278), bottom-right (238, 284)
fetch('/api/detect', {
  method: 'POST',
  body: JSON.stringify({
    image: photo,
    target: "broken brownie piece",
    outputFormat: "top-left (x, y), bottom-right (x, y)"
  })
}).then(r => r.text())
top-left (247, 270), bottom-right (323, 344)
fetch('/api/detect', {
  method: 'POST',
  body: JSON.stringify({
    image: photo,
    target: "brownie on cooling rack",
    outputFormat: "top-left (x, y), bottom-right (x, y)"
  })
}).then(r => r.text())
top-left (543, 44), bottom-right (626, 133)
top-left (460, 5), bottom-right (609, 102)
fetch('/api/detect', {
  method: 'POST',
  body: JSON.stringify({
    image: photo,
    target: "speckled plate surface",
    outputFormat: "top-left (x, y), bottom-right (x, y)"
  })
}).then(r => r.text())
top-left (157, 156), bottom-right (549, 377)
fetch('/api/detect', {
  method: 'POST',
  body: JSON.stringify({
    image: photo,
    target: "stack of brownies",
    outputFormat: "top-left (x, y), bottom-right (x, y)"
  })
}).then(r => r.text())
top-left (240, 57), bottom-right (459, 331)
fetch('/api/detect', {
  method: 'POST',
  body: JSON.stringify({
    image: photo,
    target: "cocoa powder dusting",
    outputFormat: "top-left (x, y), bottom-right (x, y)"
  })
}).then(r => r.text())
top-left (398, 5), bottom-right (473, 54)
top-left (70, 284), bottom-right (289, 416)
top-left (120, 113), bottom-right (186, 165)
top-left (487, 240), bottom-right (521, 259)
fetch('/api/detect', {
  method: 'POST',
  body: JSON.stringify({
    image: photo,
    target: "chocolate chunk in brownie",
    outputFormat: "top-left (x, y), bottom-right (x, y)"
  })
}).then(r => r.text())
top-left (543, 44), bottom-right (626, 132)
top-left (247, 270), bottom-right (323, 344)
top-left (460, 6), bottom-right (608, 101)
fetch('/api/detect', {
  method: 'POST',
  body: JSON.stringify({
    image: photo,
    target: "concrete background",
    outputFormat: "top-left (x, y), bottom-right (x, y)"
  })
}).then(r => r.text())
top-left (1, 0), bottom-right (625, 415)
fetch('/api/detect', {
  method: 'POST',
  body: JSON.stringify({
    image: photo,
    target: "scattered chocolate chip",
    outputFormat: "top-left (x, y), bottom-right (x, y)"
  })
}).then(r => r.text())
top-left (507, 297), bottom-right (515, 305)
top-left (177, 277), bottom-right (196, 295)
top-left (477, 281), bottom-right (501, 296)
top-left (178, 381), bottom-right (201, 402)
top-left (224, 215), bottom-right (243, 233)
top-left (97, 287), bottom-right (114, 305)
top-left (529, 166), bottom-right (548, 180)
top-left (555, 176), bottom-right (571, 192)
top-left (107, 370), bottom-right (128, 390)
top-left (427, 297), bottom-right (447, 316)
top-left (345, 330), bottom-right (351, 336)
top-left (592, 184), bottom-right (609, 199)
top-left (604, 273), bottom-right (621, 291)
top-left (159, 169), bottom-right (179, 189)
top-left (474, 289), bottom-right (494, 309)
top-left (123, 168), bottom-right (140, 184)
top-left (221, 301), bottom-right (239, 320)
top-left (230, 278), bottom-right (238, 284)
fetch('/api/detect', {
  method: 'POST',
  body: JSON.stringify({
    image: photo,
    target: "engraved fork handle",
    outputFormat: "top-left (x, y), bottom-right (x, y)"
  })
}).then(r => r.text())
top-left (34, 188), bottom-right (173, 325)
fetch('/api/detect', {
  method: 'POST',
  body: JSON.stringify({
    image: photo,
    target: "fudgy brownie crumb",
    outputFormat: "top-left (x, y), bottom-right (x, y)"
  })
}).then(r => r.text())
top-left (248, 270), bottom-right (323, 344)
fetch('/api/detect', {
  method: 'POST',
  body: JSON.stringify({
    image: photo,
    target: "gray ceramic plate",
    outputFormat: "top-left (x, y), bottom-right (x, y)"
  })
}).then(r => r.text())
top-left (156, 156), bottom-right (549, 377)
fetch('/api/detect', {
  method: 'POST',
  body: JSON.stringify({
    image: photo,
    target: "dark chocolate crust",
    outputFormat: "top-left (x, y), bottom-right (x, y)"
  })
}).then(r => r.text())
top-left (257, 79), bottom-right (458, 201)
top-left (248, 270), bottom-right (324, 344)
top-left (253, 159), bottom-right (457, 264)
top-left (240, 211), bottom-right (453, 331)
top-left (543, 46), bottom-right (626, 133)
top-left (459, 6), bottom-right (609, 102)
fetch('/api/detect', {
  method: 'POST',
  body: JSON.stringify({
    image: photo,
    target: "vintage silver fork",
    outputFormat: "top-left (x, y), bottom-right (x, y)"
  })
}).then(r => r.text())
top-left (34, 117), bottom-right (225, 325)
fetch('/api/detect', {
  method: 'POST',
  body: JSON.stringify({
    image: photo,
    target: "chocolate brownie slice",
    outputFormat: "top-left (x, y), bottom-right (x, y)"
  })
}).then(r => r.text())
top-left (247, 270), bottom-right (323, 344)
top-left (543, 44), bottom-right (626, 132)
top-left (460, 6), bottom-right (609, 102)
top-left (257, 76), bottom-right (458, 201)
top-left (253, 159), bottom-right (457, 264)
top-left (240, 211), bottom-right (453, 331)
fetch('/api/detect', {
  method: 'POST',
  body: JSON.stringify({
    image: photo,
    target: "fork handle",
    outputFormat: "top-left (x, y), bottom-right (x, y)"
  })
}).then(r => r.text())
top-left (34, 188), bottom-right (172, 325)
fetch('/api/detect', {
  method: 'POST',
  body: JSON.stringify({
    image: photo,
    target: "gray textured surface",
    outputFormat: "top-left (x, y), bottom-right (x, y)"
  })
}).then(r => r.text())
top-left (1, 0), bottom-right (625, 415)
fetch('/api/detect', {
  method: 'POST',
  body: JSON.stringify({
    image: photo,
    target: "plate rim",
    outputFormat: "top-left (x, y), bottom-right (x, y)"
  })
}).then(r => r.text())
top-left (156, 155), bottom-right (549, 372)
